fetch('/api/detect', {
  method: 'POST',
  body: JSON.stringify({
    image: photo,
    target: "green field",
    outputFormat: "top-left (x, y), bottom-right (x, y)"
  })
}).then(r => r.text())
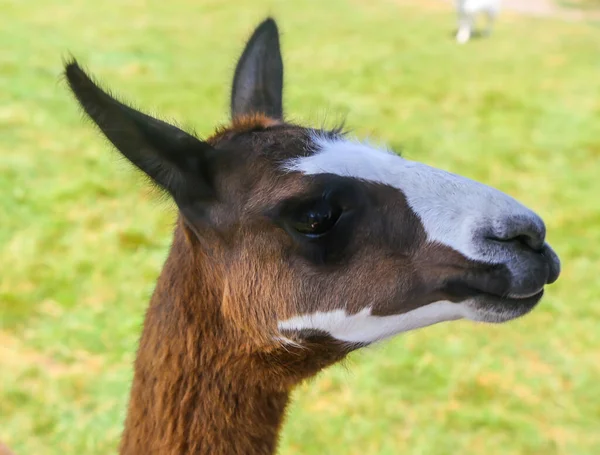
top-left (1, 1), bottom-right (599, 454)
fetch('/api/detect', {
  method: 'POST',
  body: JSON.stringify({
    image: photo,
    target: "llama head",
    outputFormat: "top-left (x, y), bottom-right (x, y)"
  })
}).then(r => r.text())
top-left (65, 19), bottom-right (560, 364)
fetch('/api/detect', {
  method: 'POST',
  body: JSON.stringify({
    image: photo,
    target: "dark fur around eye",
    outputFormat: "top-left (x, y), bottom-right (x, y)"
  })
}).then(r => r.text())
top-left (269, 175), bottom-right (369, 265)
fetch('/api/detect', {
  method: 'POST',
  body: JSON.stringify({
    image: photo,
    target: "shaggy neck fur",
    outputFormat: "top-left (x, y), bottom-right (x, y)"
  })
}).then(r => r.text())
top-left (119, 223), bottom-right (291, 455)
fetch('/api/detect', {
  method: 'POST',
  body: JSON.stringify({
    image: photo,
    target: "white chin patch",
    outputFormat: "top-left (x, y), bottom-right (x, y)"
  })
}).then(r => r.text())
top-left (277, 301), bottom-right (467, 344)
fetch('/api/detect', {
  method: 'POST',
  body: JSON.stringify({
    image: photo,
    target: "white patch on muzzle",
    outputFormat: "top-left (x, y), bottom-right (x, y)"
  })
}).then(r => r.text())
top-left (284, 134), bottom-right (542, 264)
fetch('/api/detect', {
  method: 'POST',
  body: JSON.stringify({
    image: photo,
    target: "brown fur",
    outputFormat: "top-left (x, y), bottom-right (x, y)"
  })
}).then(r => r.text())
top-left (210, 113), bottom-right (282, 141)
top-left (120, 215), bottom-right (351, 455)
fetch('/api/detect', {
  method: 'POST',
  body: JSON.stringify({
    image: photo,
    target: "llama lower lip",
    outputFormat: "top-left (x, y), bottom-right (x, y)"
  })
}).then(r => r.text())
top-left (466, 290), bottom-right (545, 323)
top-left (506, 290), bottom-right (544, 299)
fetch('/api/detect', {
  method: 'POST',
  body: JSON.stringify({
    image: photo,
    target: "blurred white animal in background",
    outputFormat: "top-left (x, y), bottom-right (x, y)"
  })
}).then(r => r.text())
top-left (456, 0), bottom-right (501, 43)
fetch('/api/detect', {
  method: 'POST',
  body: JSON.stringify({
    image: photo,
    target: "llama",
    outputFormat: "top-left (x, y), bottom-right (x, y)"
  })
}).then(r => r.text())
top-left (64, 18), bottom-right (560, 455)
top-left (456, 0), bottom-right (501, 43)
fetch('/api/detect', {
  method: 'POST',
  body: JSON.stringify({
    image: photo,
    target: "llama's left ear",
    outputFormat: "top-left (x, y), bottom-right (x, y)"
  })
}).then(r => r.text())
top-left (231, 18), bottom-right (284, 120)
top-left (65, 60), bottom-right (216, 205)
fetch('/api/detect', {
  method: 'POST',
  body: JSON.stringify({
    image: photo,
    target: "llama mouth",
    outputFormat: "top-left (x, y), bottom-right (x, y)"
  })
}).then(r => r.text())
top-left (464, 289), bottom-right (545, 323)
top-left (506, 290), bottom-right (544, 299)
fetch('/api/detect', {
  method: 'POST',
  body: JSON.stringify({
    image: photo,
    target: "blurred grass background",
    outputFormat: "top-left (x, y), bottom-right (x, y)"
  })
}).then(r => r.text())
top-left (1, 0), bottom-right (599, 454)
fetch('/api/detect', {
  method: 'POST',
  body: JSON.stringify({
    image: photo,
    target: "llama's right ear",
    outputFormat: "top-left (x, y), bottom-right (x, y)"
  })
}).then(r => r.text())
top-left (65, 61), bottom-right (215, 204)
top-left (231, 18), bottom-right (284, 120)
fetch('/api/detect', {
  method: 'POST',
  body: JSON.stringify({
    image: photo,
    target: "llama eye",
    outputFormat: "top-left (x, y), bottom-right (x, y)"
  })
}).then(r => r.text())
top-left (292, 201), bottom-right (342, 237)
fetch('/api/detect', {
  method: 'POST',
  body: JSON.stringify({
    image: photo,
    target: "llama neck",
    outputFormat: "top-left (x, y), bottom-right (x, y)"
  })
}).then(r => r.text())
top-left (119, 228), bottom-right (290, 455)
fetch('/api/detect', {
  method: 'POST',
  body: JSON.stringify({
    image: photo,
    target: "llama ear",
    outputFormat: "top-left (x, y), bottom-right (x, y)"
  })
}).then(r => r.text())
top-left (65, 60), bottom-right (215, 203)
top-left (231, 18), bottom-right (283, 120)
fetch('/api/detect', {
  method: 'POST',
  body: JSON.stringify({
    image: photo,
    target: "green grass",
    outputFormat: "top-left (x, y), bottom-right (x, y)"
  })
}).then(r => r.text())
top-left (1, 0), bottom-right (600, 454)
top-left (558, 0), bottom-right (600, 10)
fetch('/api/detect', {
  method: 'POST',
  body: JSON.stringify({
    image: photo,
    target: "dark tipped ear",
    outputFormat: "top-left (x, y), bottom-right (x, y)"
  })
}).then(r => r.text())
top-left (231, 18), bottom-right (283, 120)
top-left (64, 60), bottom-right (215, 203)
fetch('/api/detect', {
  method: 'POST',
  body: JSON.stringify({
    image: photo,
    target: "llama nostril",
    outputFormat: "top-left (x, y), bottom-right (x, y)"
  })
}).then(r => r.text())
top-left (495, 232), bottom-right (543, 252)
top-left (487, 215), bottom-right (546, 252)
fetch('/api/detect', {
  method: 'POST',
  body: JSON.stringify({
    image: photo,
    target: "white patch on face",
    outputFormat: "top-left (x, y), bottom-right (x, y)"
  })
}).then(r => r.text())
top-left (284, 134), bottom-right (544, 265)
top-left (277, 301), bottom-right (466, 344)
